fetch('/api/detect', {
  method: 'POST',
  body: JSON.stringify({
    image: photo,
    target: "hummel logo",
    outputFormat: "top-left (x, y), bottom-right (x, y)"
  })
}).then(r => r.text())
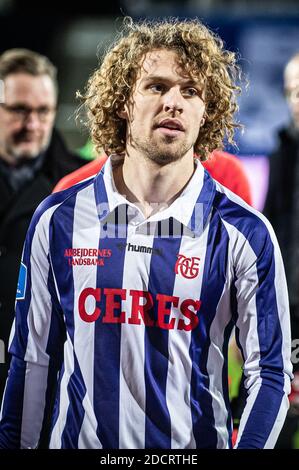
top-left (117, 242), bottom-right (163, 257)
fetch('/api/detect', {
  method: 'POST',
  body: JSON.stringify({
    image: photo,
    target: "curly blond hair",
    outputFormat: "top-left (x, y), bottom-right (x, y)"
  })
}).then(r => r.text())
top-left (81, 17), bottom-right (241, 161)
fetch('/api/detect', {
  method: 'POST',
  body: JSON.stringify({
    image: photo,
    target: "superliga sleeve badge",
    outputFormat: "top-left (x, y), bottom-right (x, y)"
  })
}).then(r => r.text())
top-left (16, 262), bottom-right (27, 300)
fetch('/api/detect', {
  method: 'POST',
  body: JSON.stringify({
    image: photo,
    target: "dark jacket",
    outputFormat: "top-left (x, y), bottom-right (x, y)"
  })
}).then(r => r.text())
top-left (0, 129), bottom-right (85, 399)
top-left (263, 124), bottom-right (299, 313)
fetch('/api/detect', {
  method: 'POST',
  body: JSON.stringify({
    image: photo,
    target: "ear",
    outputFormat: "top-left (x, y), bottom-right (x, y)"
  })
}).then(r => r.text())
top-left (200, 116), bottom-right (205, 127)
top-left (117, 104), bottom-right (128, 120)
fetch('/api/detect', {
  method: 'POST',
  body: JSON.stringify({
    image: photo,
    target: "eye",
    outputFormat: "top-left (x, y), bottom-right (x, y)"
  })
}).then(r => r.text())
top-left (149, 83), bottom-right (166, 93)
top-left (11, 106), bottom-right (28, 115)
top-left (183, 87), bottom-right (199, 97)
top-left (37, 107), bottom-right (51, 117)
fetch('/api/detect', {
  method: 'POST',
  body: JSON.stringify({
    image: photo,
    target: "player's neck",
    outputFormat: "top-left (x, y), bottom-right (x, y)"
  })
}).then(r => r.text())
top-left (113, 149), bottom-right (196, 219)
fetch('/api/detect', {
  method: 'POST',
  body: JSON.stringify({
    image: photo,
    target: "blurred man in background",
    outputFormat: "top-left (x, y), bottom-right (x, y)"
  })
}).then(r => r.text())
top-left (0, 49), bottom-right (84, 402)
top-left (264, 52), bottom-right (299, 448)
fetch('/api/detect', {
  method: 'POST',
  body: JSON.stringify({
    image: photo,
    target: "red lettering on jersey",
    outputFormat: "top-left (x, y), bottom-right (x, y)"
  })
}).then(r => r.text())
top-left (128, 290), bottom-right (154, 326)
top-left (156, 294), bottom-right (178, 330)
top-left (178, 299), bottom-right (201, 331)
top-left (78, 287), bottom-right (201, 330)
top-left (78, 287), bottom-right (101, 322)
top-left (103, 288), bottom-right (126, 324)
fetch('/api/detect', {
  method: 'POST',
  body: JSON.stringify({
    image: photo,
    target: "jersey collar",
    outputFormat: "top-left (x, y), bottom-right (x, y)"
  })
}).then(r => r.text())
top-left (94, 155), bottom-right (216, 237)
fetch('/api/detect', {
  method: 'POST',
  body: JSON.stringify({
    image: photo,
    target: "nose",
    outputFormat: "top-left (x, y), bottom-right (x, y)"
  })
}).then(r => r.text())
top-left (163, 86), bottom-right (183, 114)
top-left (24, 111), bottom-right (42, 130)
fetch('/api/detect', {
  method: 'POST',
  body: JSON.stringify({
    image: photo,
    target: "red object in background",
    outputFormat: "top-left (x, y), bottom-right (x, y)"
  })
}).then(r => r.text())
top-left (203, 150), bottom-right (252, 206)
top-left (53, 150), bottom-right (253, 206)
top-left (232, 428), bottom-right (238, 447)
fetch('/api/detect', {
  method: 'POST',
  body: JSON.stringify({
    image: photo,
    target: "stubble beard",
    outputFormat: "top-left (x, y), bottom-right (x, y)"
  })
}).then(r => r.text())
top-left (9, 130), bottom-right (51, 162)
top-left (133, 133), bottom-right (192, 166)
top-left (11, 145), bottom-right (40, 160)
top-left (0, 140), bottom-right (37, 165)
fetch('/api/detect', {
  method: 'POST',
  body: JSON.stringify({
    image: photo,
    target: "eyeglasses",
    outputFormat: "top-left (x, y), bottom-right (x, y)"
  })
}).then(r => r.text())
top-left (0, 103), bottom-right (56, 122)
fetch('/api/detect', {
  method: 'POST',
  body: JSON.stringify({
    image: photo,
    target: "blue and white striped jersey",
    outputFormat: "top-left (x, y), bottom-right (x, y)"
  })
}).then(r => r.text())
top-left (0, 157), bottom-right (293, 449)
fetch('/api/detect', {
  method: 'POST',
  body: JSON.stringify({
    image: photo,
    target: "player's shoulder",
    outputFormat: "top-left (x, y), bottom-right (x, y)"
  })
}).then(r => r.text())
top-left (212, 180), bottom-right (271, 237)
top-left (32, 176), bottom-right (96, 230)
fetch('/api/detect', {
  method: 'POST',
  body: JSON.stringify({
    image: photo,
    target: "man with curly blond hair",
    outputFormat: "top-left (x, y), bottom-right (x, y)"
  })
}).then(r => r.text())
top-left (84, 18), bottom-right (239, 161)
top-left (0, 18), bottom-right (292, 450)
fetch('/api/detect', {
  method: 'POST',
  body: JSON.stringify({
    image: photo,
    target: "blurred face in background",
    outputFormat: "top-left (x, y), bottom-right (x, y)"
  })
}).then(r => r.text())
top-left (284, 58), bottom-right (299, 130)
top-left (0, 73), bottom-right (57, 165)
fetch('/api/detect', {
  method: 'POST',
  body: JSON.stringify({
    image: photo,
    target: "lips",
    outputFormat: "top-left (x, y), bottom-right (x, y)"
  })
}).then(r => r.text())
top-left (157, 119), bottom-right (184, 131)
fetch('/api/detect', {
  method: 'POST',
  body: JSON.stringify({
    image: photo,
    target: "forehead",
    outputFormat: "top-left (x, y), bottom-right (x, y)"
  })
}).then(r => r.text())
top-left (138, 49), bottom-right (192, 82)
top-left (3, 72), bottom-right (56, 105)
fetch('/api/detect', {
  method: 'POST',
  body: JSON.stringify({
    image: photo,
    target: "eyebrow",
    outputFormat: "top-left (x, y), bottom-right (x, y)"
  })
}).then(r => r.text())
top-left (5, 102), bottom-right (53, 108)
top-left (141, 75), bottom-right (201, 87)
